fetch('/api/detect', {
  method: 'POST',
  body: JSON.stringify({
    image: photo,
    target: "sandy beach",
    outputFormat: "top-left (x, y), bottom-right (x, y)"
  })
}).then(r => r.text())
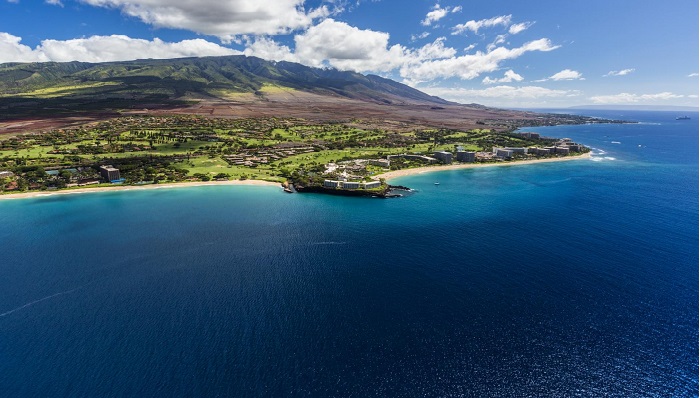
top-left (0, 179), bottom-right (281, 201)
top-left (0, 153), bottom-right (591, 200)
top-left (375, 152), bottom-right (592, 181)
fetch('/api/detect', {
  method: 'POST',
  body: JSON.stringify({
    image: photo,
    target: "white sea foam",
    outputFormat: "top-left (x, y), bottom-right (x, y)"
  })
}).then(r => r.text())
top-left (604, 157), bottom-right (616, 161)
top-left (310, 241), bottom-right (348, 245)
top-left (0, 288), bottom-right (81, 317)
top-left (611, 141), bottom-right (621, 144)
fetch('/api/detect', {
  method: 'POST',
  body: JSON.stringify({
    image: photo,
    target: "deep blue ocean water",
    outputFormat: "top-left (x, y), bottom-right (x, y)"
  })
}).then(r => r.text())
top-left (0, 110), bottom-right (697, 397)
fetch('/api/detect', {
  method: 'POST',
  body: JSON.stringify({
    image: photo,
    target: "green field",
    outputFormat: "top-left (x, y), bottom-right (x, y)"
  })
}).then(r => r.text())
top-left (0, 115), bottom-right (572, 192)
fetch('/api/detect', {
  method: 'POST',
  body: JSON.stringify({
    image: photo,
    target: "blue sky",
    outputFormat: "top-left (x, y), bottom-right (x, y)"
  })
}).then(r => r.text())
top-left (0, 0), bottom-right (697, 108)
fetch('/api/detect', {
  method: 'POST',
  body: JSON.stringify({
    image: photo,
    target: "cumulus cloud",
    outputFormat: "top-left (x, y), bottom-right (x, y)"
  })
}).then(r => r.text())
top-left (77, 0), bottom-right (329, 39)
top-left (422, 85), bottom-right (579, 106)
top-left (410, 32), bottom-right (430, 42)
top-left (422, 4), bottom-right (448, 26)
top-left (590, 92), bottom-right (685, 104)
top-left (243, 37), bottom-right (297, 62)
top-left (508, 22), bottom-right (533, 35)
top-left (603, 68), bottom-right (635, 77)
top-left (0, 33), bottom-right (240, 63)
top-left (45, 0), bottom-right (64, 6)
top-left (0, 33), bottom-right (49, 63)
top-left (536, 69), bottom-right (584, 81)
top-left (293, 18), bottom-right (406, 72)
top-left (482, 69), bottom-right (524, 84)
top-left (400, 38), bottom-right (559, 83)
top-left (452, 15), bottom-right (512, 35)
top-left (421, 3), bottom-right (461, 26)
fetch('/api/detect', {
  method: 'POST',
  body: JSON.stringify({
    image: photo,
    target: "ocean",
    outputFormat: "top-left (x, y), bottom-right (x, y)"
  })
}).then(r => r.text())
top-left (0, 110), bottom-right (697, 397)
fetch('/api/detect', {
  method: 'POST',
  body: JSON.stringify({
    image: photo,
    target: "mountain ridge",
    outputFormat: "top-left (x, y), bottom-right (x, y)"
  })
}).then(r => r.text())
top-left (0, 55), bottom-right (450, 106)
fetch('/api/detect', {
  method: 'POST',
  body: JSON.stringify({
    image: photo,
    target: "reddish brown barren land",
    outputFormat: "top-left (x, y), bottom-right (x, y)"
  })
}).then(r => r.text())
top-left (0, 91), bottom-right (552, 136)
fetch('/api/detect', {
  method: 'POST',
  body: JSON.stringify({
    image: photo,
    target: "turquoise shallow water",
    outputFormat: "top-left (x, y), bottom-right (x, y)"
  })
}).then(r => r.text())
top-left (0, 111), bottom-right (697, 396)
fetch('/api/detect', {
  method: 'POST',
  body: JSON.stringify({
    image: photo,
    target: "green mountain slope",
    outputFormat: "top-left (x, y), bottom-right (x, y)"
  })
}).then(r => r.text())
top-left (0, 56), bottom-right (449, 105)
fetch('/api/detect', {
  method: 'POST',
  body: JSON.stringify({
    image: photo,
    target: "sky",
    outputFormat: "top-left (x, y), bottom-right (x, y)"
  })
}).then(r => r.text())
top-left (0, 0), bottom-right (698, 108)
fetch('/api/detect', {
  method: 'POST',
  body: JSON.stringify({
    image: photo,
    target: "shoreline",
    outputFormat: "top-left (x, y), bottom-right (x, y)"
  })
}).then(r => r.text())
top-left (0, 153), bottom-right (591, 201)
top-left (375, 152), bottom-right (592, 181)
top-left (0, 179), bottom-right (281, 201)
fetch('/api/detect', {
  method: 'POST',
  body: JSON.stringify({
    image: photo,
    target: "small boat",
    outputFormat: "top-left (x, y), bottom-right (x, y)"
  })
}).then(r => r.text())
top-left (676, 116), bottom-right (691, 120)
top-left (283, 187), bottom-right (293, 193)
top-left (434, 182), bottom-right (440, 185)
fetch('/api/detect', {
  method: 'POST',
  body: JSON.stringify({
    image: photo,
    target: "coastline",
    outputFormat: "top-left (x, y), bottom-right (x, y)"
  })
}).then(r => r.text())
top-left (0, 153), bottom-right (591, 201)
top-left (0, 179), bottom-right (281, 201)
top-left (375, 152), bottom-right (592, 181)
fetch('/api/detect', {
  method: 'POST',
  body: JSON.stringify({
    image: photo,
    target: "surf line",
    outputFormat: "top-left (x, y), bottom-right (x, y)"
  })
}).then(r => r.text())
top-left (0, 287), bottom-right (82, 318)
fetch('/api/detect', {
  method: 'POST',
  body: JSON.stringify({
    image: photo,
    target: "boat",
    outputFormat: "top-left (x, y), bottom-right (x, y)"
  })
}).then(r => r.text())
top-left (434, 182), bottom-right (440, 185)
top-left (676, 116), bottom-right (691, 120)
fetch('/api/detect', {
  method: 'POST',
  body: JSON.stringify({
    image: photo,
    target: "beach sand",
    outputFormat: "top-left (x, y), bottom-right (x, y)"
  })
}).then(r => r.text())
top-left (0, 179), bottom-right (281, 201)
top-left (0, 153), bottom-right (591, 200)
top-left (375, 152), bottom-right (592, 181)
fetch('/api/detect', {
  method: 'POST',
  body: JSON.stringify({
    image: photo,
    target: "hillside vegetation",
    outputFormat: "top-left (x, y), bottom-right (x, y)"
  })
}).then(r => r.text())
top-left (0, 56), bottom-right (448, 106)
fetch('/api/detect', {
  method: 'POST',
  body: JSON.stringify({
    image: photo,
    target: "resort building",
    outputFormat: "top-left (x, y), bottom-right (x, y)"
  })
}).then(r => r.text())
top-left (555, 146), bottom-right (570, 155)
top-left (505, 147), bottom-right (527, 155)
top-left (518, 132), bottom-right (541, 139)
top-left (529, 148), bottom-right (551, 156)
top-left (0, 171), bottom-right (14, 178)
top-left (387, 154), bottom-right (438, 164)
top-left (323, 179), bottom-right (382, 190)
top-left (433, 151), bottom-right (453, 164)
top-left (493, 148), bottom-right (514, 159)
top-left (455, 151), bottom-right (476, 162)
top-left (99, 165), bottom-right (121, 182)
top-left (369, 159), bottom-right (391, 168)
top-left (323, 180), bottom-right (340, 188)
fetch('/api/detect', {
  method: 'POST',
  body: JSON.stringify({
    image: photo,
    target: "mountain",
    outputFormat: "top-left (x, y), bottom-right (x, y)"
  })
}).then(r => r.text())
top-left (0, 56), bottom-right (449, 106)
top-left (0, 56), bottom-right (603, 135)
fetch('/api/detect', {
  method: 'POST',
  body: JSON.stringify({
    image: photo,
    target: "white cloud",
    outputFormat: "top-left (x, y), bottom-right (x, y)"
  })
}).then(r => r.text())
top-left (547, 69), bottom-right (584, 81)
top-left (421, 3), bottom-right (460, 26)
top-left (45, 0), bottom-right (64, 6)
top-left (293, 19), bottom-right (405, 72)
top-left (0, 33), bottom-right (49, 63)
top-left (422, 4), bottom-right (448, 26)
top-left (0, 33), bottom-right (240, 63)
top-left (482, 69), bottom-right (524, 84)
top-left (400, 38), bottom-right (559, 83)
top-left (508, 22), bottom-right (533, 35)
top-left (452, 15), bottom-right (512, 35)
top-left (589, 92), bottom-right (685, 104)
top-left (77, 0), bottom-right (329, 39)
top-left (688, 73), bottom-right (699, 77)
top-left (603, 68), bottom-right (635, 77)
top-left (410, 32), bottom-right (430, 42)
top-left (422, 85), bottom-right (579, 106)
top-left (486, 34), bottom-right (507, 52)
top-left (243, 37), bottom-right (297, 62)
